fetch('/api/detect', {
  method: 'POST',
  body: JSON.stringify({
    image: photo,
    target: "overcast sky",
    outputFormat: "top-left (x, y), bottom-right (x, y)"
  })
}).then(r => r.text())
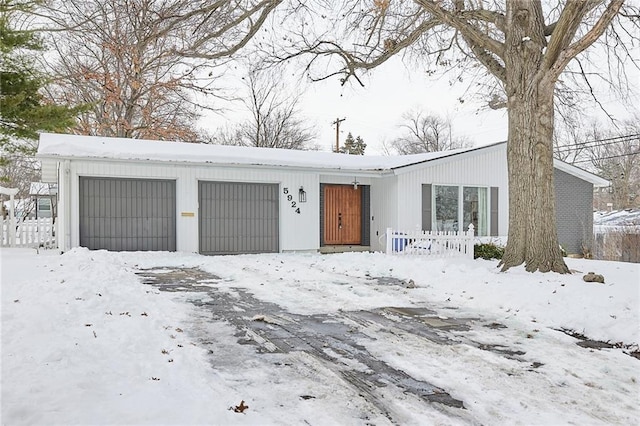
top-left (204, 52), bottom-right (638, 156)
top-left (296, 56), bottom-right (509, 154)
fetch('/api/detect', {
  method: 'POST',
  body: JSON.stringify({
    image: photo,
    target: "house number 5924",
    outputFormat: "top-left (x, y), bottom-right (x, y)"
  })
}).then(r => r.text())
top-left (283, 188), bottom-right (301, 214)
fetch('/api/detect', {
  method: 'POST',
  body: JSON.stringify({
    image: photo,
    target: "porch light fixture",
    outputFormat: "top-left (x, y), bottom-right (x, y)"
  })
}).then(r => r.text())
top-left (299, 186), bottom-right (307, 203)
top-left (352, 178), bottom-right (360, 190)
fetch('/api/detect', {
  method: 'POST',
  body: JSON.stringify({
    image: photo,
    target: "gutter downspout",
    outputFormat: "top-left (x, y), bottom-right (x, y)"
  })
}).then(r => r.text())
top-left (62, 160), bottom-right (71, 252)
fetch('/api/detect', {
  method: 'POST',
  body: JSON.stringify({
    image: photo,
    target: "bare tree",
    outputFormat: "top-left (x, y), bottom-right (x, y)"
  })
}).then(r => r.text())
top-left (550, 104), bottom-right (607, 165)
top-left (0, 140), bottom-right (40, 217)
top-left (39, 0), bottom-right (284, 141)
top-left (587, 123), bottom-right (640, 210)
top-left (273, 1), bottom-right (637, 273)
top-left (390, 109), bottom-right (472, 155)
top-left (553, 114), bottom-right (640, 210)
top-left (552, 115), bottom-right (592, 164)
top-left (1, 0), bottom-right (81, 205)
top-left (214, 68), bottom-right (317, 149)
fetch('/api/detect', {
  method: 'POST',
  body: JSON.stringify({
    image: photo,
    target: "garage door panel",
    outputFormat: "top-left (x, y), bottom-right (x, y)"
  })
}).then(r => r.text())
top-left (199, 181), bottom-right (279, 255)
top-left (79, 177), bottom-right (176, 251)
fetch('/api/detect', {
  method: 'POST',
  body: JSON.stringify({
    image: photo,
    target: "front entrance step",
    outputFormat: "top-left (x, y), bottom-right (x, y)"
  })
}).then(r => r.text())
top-left (320, 245), bottom-right (371, 254)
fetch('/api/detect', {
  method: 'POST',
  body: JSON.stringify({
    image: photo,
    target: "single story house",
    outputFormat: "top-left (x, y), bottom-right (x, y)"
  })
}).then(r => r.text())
top-left (36, 133), bottom-right (609, 255)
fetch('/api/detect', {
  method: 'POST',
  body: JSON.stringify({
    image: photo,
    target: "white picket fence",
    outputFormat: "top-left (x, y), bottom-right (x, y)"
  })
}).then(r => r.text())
top-left (386, 224), bottom-right (475, 258)
top-left (1, 217), bottom-right (57, 248)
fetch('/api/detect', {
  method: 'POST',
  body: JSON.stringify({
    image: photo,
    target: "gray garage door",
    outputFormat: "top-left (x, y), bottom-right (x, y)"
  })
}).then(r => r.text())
top-left (79, 177), bottom-right (176, 251)
top-left (199, 181), bottom-right (279, 254)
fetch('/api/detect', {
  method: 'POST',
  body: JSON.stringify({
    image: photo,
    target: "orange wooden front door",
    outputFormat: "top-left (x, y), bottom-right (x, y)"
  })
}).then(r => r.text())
top-left (324, 185), bottom-right (362, 245)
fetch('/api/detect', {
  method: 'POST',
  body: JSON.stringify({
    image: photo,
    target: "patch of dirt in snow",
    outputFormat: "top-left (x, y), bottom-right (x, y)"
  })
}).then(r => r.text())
top-left (559, 328), bottom-right (640, 359)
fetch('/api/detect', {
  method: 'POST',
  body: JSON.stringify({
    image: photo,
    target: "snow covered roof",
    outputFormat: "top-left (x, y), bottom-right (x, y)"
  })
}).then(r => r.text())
top-left (36, 133), bottom-right (494, 172)
top-left (0, 186), bottom-right (19, 196)
top-left (29, 182), bottom-right (57, 196)
top-left (36, 133), bottom-right (609, 186)
top-left (594, 209), bottom-right (640, 226)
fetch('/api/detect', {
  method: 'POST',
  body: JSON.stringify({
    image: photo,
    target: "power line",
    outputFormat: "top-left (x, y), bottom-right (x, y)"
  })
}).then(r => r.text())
top-left (554, 133), bottom-right (639, 152)
top-left (555, 143), bottom-right (639, 157)
top-left (571, 151), bottom-right (640, 164)
top-left (579, 133), bottom-right (639, 145)
top-left (555, 137), bottom-right (638, 153)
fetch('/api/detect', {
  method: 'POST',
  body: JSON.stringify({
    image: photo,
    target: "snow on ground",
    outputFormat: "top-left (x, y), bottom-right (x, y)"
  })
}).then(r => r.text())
top-left (1, 248), bottom-right (639, 425)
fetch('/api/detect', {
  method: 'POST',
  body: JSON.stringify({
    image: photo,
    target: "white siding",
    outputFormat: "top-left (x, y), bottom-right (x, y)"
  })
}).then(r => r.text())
top-left (394, 144), bottom-right (509, 236)
top-left (58, 160), bottom-right (71, 252)
top-left (369, 175), bottom-right (398, 251)
top-left (40, 160), bottom-right (58, 183)
top-left (66, 160), bottom-right (321, 252)
top-left (53, 143), bottom-right (513, 253)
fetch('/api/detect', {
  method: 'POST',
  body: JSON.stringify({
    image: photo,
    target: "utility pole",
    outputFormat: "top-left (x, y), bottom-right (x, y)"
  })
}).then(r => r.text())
top-left (332, 117), bottom-right (346, 152)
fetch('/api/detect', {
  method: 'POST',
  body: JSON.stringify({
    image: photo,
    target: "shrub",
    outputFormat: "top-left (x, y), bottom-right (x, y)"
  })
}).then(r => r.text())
top-left (474, 243), bottom-right (505, 260)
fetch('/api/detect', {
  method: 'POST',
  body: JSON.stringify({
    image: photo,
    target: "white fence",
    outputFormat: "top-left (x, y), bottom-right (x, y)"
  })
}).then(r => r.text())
top-left (386, 224), bottom-right (475, 258)
top-left (1, 217), bottom-right (57, 248)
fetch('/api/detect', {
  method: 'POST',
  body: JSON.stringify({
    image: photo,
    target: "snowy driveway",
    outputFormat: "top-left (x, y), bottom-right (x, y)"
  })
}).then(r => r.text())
top-left (136, 268), bottom-right (476, 414)
top-left (3, 249), bottom-right (638, 425)
top-left (134, 258), bottom-right (639, 425)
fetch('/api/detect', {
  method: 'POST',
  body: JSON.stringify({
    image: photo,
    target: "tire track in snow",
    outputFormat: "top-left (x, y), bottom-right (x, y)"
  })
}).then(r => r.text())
top-left (136, 267), bottom-right (473, 424)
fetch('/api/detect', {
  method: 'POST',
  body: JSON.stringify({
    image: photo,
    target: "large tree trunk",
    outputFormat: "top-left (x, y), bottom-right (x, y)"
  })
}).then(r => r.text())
top-left (499, 2), bottom-right (569, 273)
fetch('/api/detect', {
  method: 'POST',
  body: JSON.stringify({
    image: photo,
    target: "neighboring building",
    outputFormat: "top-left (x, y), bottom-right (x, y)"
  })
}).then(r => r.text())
top-left (29, 182), bottom-right (57, 219)
top-left (0, 183), bottom-right (57, 220)
top-left (36, 133), bottom-right (609, 255)
top-left (593, 209), bottom-right (640, 263)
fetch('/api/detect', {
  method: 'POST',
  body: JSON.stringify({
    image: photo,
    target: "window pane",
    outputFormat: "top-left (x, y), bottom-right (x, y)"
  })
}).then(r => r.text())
top-left (38, 198), bottom-right (51, 211)
top-left (463, 187), bottom-right (488, 236)
top-left (435, 186), bottom-right (458, 232)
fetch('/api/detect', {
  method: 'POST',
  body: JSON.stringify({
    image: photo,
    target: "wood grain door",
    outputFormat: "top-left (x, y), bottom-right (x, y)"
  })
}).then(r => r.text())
top-left (324, 185), bottom-right (362, 245)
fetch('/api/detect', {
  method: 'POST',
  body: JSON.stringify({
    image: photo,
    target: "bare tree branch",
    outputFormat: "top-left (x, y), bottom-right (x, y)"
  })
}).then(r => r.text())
top-left (182, 0), bottom-right (284, 59)
top-left (414, 0), bottom-right (506, 61)
top-left (39, 0), bottom-right (283, 140)
top-left (545, 0), bottom-right (624, 81)
top-left (390, 109), bottom-right (472, 155)
top-left (213, 67), bottom-right (317, 150)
